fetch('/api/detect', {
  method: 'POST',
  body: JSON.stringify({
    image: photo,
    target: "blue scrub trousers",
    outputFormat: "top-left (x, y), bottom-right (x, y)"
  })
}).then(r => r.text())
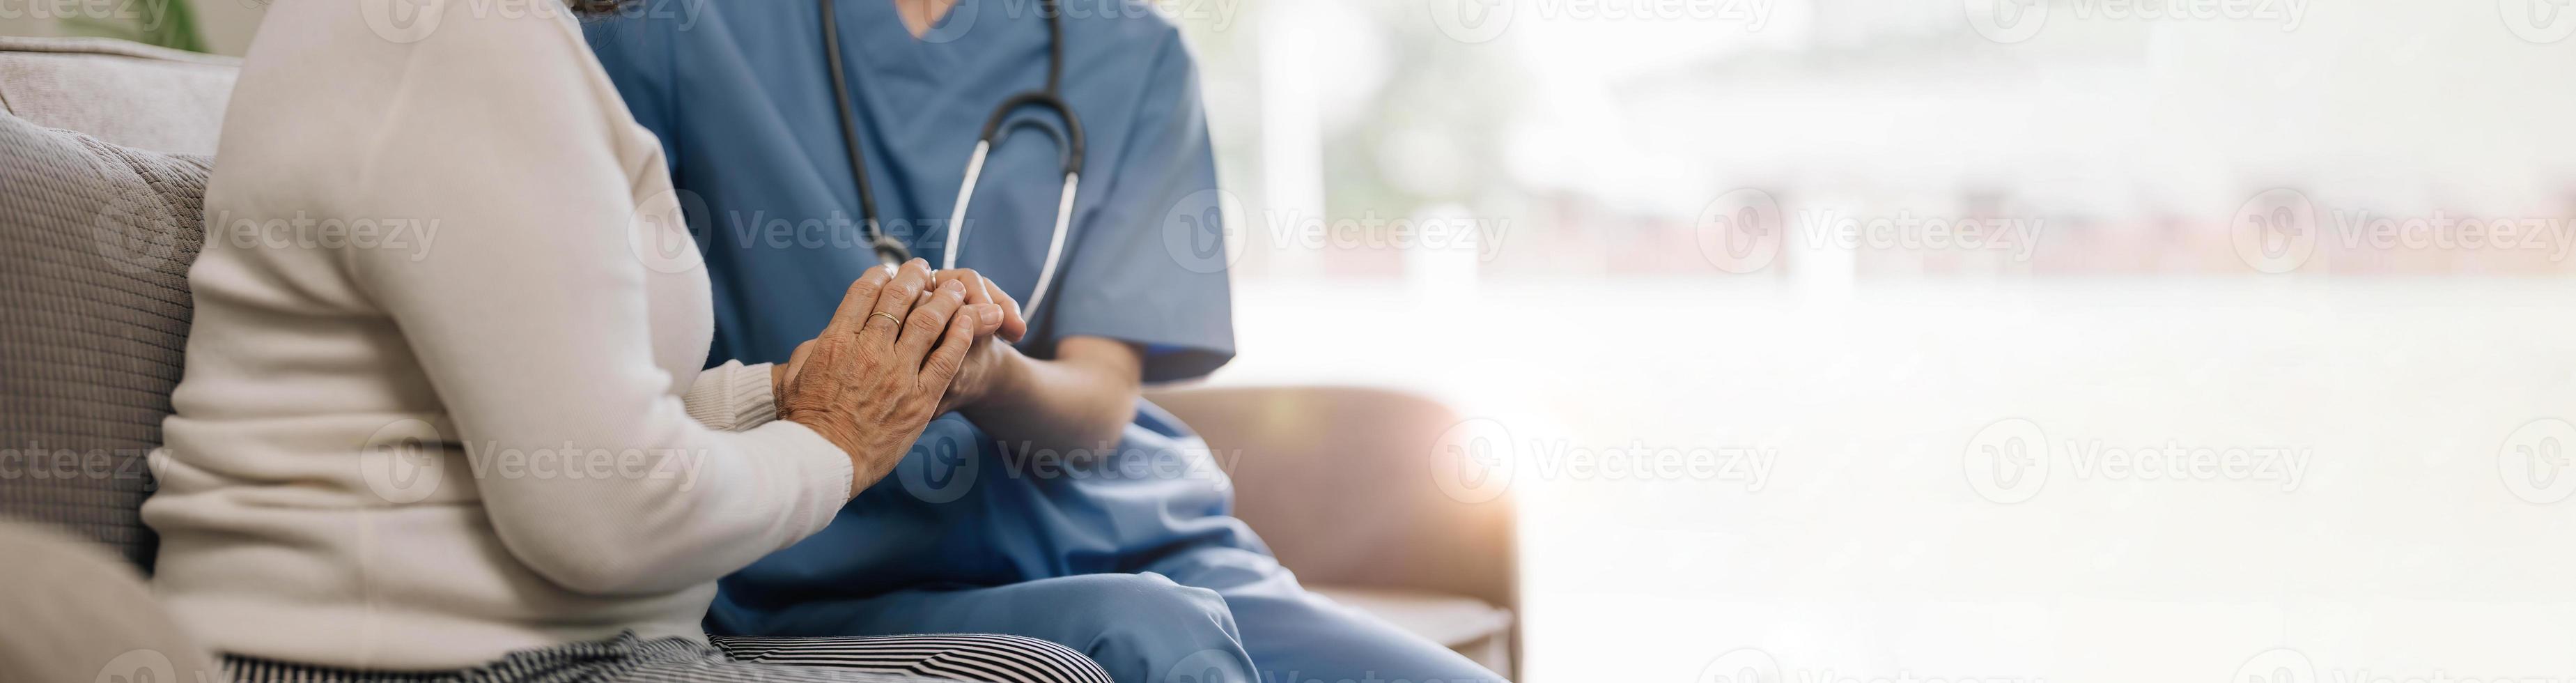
top-left (706, 408), bottom-right (1505, 683)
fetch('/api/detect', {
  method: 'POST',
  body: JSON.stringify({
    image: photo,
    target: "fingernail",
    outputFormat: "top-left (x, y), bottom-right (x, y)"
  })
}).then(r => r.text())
top-left (940, 279), bottom-right (963, 292)
top-left (881, 263), bottom-right (897, 277)
top-left (979, 307), bottom-right (1002, 324)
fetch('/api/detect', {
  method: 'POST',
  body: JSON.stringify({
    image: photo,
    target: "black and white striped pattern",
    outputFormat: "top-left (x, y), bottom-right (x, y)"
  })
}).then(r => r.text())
top-left (715, 634), bottom-right (1112, 683)
top-left (223, 631), bottom-right (1110, 683)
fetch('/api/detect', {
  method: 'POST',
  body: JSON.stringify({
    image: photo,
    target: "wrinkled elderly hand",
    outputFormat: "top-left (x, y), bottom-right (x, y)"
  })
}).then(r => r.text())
top-left (775, 259), bottom-right (1000, 495)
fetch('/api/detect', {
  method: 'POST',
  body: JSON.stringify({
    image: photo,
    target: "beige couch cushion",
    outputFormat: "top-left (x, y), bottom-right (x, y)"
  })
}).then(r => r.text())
top-left (0, 39), bottom-right (229, 571)
top-left (0, 106), bottom-right (212, 571)
top-left (0, 36), bottom-right (237, 155)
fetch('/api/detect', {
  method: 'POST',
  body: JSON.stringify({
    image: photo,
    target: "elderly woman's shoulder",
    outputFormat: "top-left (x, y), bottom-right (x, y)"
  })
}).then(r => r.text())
top-left (256, 0), bottom-right (603, 58)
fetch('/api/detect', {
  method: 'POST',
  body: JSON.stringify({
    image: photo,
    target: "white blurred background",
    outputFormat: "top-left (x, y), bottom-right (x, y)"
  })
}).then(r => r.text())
top-left (1158, 1), bottom-right (2576, 681)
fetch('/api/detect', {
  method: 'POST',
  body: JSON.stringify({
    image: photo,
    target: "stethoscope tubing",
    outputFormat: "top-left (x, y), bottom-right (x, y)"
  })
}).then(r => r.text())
top-left (822, 0), bottom-right (1085, 322)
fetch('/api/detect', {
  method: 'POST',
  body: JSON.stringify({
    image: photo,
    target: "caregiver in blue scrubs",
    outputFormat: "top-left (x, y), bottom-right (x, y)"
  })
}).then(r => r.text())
top-left (583, 2), bottom-right (1507, 682)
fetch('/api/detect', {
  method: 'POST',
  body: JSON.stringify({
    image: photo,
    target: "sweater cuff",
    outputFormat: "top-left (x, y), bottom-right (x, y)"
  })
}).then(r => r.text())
top-left (741, 420), bottom-right (858, 528)
top-left (683, 361), bottom-right (781, 432)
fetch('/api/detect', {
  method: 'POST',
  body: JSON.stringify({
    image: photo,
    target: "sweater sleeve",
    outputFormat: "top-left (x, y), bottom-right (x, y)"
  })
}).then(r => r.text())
top-left (683, 361), bottom-right (784, 432)
top-left (341, 12), bottom-right (851, 596)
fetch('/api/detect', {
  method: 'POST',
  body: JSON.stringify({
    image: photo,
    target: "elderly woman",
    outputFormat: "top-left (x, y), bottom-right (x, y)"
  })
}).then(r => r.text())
top-left (138, 0), bottom-right (1104, 681)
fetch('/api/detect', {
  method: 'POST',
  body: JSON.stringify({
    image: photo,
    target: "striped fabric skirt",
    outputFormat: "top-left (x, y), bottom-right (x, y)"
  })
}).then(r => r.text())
top-left (222, 631), bottom-right (1111, 683)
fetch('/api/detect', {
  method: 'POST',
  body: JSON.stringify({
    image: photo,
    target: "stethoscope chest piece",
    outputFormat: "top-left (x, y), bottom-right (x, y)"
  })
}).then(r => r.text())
top-left (869, 232), bottom-right (912, 266)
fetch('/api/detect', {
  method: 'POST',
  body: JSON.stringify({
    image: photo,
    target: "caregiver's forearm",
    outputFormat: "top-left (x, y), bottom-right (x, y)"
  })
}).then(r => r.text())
top-left (961, 335), bottom-right (1144, 455)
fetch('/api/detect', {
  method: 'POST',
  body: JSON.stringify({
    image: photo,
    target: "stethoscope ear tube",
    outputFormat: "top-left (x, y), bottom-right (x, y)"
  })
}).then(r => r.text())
top-left (943, 145), bottom-right (1079, 324)
top-left (824, 1), bottom-right (1085, 334)
top-left (942, 140), bottom-right (993, 271)
top-left (952, 91), bottom-right (1086, 323)
top-left (818, 0), bottom-right (902, 266)
top-left (1021, 172), bottom-right (1078, 322)
top-left (944, 114), bottom-right (1073, 269)
top-left (975, 91), bottom-right (1086, 176)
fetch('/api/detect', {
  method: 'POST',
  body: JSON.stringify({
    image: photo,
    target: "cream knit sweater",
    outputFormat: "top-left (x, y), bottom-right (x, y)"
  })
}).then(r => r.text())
top-left (141, 0), bottom-right (853, 670)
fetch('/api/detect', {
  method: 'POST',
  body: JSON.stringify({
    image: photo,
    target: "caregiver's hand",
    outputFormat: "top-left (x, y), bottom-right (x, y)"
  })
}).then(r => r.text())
top-left (933, 268), bottom-right (1026, 343)
top-left (926, 268), bottom-right (1025, 415)
top-left (777, 259), bottom-right (981, 496)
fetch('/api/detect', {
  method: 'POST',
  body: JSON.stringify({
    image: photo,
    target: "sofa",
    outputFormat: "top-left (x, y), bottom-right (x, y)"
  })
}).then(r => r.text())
top-left (0, 36), bottom-right (1516, 680)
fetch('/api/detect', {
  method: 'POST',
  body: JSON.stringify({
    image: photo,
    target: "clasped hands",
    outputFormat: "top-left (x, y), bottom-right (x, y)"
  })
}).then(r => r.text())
top-left (770, 259), bottom-right (1028, 493)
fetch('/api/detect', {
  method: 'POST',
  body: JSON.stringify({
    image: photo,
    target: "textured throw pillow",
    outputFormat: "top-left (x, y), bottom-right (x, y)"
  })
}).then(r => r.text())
top-left (0, 109), bottom-right (210, 572)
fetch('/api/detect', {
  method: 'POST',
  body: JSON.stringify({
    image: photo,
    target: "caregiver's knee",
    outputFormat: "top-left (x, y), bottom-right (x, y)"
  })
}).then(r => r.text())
top-left (1030, 573), bottom-right (1252, 683)
top-left (1053, 573), bottom-right (1237, 646)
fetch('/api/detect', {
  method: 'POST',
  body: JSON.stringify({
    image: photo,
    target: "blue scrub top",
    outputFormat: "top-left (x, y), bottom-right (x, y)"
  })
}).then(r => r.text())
top-left (582, 0), bottom-right (1257, 607)
top-left (584, 0), bottom-right (1232, 380)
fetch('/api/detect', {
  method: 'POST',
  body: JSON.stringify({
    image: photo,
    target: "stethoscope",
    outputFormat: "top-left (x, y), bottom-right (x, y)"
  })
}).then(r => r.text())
top-left (818, 0), bottom-right (1085, 320)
